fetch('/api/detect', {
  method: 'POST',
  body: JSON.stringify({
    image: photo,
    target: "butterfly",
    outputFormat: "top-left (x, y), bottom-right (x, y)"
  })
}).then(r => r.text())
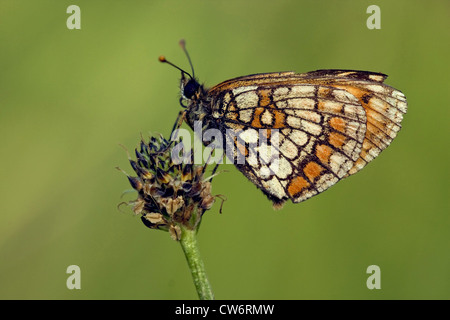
top-left (159, 40), bottom-right (407, 209)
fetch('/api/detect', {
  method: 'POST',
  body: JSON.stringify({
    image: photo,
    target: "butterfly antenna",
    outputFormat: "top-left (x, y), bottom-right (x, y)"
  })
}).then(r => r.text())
top-left (179, 39), bottom-right (195, 78)
top-left (159, 55), bottom-right (194, 79)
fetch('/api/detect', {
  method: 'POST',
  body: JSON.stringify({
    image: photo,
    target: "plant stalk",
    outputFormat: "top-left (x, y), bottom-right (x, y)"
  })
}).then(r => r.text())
top-left (179, 225), bottom-right (214, 300)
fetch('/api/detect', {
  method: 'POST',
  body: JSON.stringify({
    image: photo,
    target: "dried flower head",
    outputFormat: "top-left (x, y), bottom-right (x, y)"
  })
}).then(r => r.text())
top-left (119, 135), bottom-right (217, 240)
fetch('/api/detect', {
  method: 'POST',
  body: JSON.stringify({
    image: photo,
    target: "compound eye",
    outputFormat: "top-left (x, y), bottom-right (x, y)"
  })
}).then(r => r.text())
top-left (183, 79), bottom-right (200, 99)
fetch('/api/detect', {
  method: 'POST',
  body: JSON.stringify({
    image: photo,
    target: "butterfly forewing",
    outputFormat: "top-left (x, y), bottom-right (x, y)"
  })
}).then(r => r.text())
top-left (296, 70), bottom-right (407, 175)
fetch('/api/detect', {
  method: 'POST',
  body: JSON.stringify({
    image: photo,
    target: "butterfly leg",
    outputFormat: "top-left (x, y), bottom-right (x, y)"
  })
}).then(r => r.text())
top-left (169, 110), bottom-right (187, 140)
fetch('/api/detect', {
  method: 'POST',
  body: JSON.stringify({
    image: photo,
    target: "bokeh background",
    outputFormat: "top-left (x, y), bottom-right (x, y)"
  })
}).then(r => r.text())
top-left (1, 0), bottom-right (449, 299)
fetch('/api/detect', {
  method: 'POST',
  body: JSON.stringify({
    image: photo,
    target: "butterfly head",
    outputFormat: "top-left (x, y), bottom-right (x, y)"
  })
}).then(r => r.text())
top-left (180, 72), bottom-right (200, 100)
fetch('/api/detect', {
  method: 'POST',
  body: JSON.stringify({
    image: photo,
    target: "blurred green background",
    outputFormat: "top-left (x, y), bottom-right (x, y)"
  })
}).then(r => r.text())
top-left (1, 0), bottom-right (449, 299)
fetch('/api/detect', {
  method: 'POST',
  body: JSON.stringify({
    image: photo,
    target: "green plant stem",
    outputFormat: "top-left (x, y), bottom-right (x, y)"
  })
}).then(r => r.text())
top-left (179, 225), bottom-right (214, 300)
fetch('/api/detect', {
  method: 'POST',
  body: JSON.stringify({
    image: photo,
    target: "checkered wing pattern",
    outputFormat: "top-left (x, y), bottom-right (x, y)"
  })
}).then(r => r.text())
top-left (208, 70), bottom-right (407, 206)
top-left (297, 70), bottom-right (407, 175)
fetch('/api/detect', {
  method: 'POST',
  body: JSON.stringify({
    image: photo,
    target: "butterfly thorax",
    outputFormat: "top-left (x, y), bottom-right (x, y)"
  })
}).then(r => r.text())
top-left (180, 75), bottom-right (214, 131)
